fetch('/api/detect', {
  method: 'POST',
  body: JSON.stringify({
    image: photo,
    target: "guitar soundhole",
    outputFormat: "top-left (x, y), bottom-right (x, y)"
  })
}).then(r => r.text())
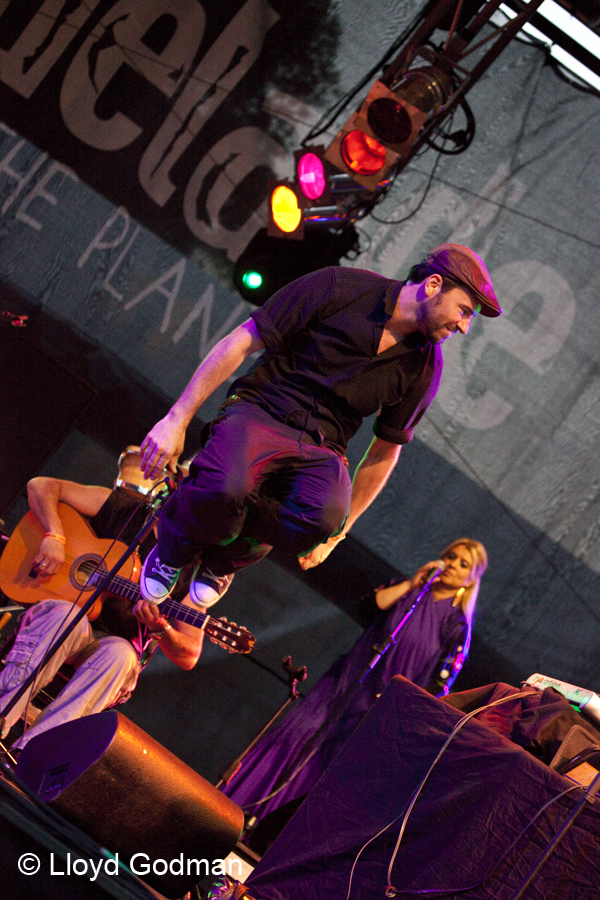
top-left (70, 555), bottom-right (106, 591)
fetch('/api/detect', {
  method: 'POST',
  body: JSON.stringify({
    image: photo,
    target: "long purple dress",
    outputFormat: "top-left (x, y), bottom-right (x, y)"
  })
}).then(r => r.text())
top-left (221, 586), bottom-right (468, 823)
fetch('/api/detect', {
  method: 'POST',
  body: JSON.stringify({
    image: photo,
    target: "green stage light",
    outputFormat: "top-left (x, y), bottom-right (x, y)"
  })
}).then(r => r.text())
top-left (241, 270), bottom-right (263, 290)
top-left (233, 226), bottom-right (360, 306)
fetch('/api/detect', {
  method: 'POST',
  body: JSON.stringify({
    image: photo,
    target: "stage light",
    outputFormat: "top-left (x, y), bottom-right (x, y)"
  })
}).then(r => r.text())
top-left (268, 182), bottom-right (304, 238)
top-left (241, 270), bottom-right (263, 291)
top-left (233, 226), bottom-right (359, 306)
top-left (325, 68), bottom-right (451, 190)
top-left (268, 150), bottom-right (340, 240)
top-left (297, 151), bottom-right (327, 201)
top-left (340, 131), bottom-right (387, 176)
top-left (496, 1), bottom-right (600, 91)
top-left (267, 147), bottom-right (371, 243)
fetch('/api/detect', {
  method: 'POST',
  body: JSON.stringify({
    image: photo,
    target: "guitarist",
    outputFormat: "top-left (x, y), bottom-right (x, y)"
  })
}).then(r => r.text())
top-left (0, 470), bottom-right (206, 754)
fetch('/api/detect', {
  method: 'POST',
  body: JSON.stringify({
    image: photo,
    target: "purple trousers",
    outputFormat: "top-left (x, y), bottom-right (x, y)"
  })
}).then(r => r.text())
top-left (157, 401), bottom-right (352, 575)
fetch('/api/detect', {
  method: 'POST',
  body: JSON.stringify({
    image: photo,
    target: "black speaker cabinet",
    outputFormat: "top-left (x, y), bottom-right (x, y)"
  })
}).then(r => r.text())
top-left (16, 710), bottom-right (244, 898)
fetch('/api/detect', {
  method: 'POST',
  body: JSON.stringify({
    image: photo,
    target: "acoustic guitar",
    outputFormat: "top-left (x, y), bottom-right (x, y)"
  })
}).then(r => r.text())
top-left (0, 503), bottom-right (255, 655)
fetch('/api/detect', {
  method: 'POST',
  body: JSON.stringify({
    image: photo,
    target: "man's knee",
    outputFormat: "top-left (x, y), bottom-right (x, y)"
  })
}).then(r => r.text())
top-left (76, 636), bottom-right (139, 677)
top-left (185, 474), bottom-right (250, 512)
top-left (278, 502), bottom-right (348, 555)
top-left (1, 600), bottom-right (89, 685)
top-left (23, 599), bottom-right (88, 632)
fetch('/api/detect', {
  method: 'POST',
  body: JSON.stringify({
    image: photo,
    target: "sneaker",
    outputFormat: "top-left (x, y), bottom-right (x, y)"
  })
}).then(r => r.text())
top-left (140, 546), bottom-right (182, 604)
top-left (190, 567), bottom-right (234, 608)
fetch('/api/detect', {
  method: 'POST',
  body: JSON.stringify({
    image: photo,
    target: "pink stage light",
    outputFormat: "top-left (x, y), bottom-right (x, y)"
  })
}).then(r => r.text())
top-left (297, 152), bottom-right (326, 201)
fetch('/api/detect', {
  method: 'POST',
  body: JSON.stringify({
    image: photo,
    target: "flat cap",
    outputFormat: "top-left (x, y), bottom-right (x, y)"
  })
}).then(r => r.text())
top-left (423, 243), bottom-right (501, 317)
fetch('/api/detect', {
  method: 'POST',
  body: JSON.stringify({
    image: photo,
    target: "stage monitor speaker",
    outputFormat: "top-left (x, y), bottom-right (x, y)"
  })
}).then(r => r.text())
top-left (16, 710), bottom-right (244, 899)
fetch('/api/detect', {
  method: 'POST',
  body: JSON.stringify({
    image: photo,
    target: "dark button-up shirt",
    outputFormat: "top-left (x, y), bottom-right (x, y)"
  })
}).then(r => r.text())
top-left (231, 266), bottom-right (443, 451)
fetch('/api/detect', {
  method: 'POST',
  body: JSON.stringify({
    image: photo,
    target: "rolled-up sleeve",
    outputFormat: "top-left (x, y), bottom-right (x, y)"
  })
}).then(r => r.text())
top-left (373, 347), bottom-right (443, 444)
top-left (250, 268), bottom-right (338, 350)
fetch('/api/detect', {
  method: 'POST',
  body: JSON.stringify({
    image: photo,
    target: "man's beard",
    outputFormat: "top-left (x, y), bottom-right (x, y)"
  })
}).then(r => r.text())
top-left (416, 295), bottom-right (448, 344)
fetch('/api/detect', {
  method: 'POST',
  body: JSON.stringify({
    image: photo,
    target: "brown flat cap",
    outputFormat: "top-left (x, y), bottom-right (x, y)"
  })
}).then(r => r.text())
top-left (423, 243), bottom-right (501, 317)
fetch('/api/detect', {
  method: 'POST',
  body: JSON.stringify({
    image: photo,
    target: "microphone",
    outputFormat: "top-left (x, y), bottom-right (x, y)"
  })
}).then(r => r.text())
top-left (419, 562), bottom-right (445, 590)
top-left (144, 476), bottom-right (177, 509)
top-left (425, 560), bottom-right (446, 581)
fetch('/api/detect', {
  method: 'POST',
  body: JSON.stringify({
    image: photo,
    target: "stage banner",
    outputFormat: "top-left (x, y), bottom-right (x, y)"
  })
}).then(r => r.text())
top-left (0, 0), bottom-right (340, 261)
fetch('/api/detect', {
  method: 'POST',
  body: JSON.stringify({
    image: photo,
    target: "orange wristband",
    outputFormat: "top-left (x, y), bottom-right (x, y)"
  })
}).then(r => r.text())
top-left (45, 532), bottom-right (66, 545)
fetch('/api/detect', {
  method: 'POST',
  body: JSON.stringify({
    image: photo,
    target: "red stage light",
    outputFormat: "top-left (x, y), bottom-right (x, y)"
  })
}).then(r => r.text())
top-left (340, 130), bottom-right (387, 176)
top-left (297, 152), bottom-right (326, 200)
top-left (367, 97), bottom-right (413, 145)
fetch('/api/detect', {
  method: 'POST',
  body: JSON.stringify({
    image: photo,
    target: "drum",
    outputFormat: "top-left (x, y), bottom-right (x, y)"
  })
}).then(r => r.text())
top-left (114, 445), bottom-right (167, 496)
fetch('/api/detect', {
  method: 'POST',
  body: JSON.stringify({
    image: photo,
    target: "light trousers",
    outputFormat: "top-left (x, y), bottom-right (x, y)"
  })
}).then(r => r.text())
top-left (0, 600), bottom-right (140, 749)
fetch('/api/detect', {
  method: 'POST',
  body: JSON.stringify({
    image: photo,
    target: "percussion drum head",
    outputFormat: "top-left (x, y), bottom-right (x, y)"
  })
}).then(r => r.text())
top-left (115, 445), bottom-right (167, 496)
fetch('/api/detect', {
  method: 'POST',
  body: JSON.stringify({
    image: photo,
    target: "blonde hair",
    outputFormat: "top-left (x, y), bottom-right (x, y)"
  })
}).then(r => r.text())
top-left (440, 538), bottom-right (488, 652)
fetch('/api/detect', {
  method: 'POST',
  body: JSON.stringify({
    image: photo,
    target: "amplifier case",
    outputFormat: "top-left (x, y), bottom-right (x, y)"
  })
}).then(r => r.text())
top-left (16, 710), bottom-right (244, 898)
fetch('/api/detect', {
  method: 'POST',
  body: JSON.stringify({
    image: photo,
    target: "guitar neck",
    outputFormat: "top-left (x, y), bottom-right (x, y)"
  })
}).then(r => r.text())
top-left (101, 573), bottom-right (210, 630)
top-left (100, 570), bottom-right (255, 654)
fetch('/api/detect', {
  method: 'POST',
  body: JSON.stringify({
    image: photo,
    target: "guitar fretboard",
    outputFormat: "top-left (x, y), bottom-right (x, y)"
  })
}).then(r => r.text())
top-left (88, 567), bottom-right (250, 649)
top-left (98, 571), bottom-right (212, 629)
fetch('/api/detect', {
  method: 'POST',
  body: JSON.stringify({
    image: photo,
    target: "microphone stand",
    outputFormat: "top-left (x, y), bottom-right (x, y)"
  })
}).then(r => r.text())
top-left (0, 492), bottom-right (166, 728)
top-left (358, 566), bottom-right (444, 683)
top-left (215, 656), bottom-right (307, 791)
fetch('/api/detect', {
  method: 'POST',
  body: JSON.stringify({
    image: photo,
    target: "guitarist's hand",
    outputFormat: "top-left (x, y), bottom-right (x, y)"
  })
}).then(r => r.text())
top-left (133, 599), bottom-right (170, 633)
top-left (140, 413), bottom-right (187, 480)
top-left (33, 534), bottom-right (66, 576)
top-left (133, 596), bottom-right (205, 668)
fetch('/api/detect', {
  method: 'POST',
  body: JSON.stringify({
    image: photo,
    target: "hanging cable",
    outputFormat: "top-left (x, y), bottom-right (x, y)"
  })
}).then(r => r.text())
top-left (301, 5), bottom-right (430, 146)
top-left (424, 95), bottom-right (476, 154)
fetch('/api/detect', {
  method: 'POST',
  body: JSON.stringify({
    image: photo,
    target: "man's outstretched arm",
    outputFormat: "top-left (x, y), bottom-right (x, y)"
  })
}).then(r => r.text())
top-left (299, 437), bottom-right (401, 569)
top-left (140, 318), bottom-right (264, 479)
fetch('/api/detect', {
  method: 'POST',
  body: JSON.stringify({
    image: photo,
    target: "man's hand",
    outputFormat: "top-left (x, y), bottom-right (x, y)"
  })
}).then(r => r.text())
top-left (133, 599), bottom-right (171, 632)
top-left (140, 413), bottom-right (187, 480)
top-left (32, 535), bottom-right (65, 576)
top-left (133, 596), bottom-right (205, 669)
top-left (139, 319), bottom-right (264, 481)
top-left (27, 478), bottom-right (111, 578)
top-left (298, 535), bottom-right (345, 570)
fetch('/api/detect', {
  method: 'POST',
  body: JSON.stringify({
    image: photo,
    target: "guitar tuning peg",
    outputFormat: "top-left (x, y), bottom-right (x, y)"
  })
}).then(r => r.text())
top-left (230, 621), bottom-right (237, 627)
